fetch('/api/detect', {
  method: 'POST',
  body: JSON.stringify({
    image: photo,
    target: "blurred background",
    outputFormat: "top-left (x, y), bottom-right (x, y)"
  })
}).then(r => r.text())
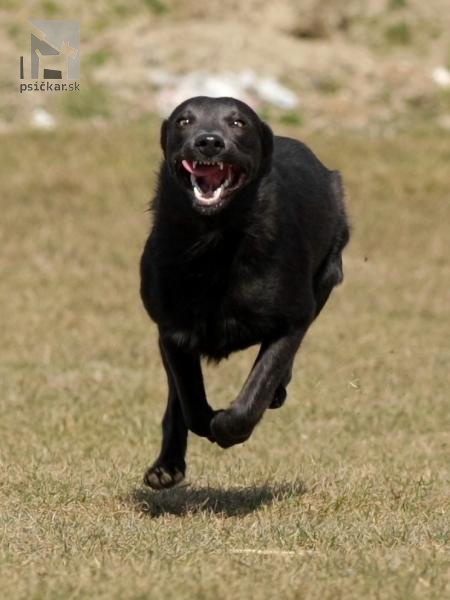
top-left (2, 0), bottom-right (450, 131)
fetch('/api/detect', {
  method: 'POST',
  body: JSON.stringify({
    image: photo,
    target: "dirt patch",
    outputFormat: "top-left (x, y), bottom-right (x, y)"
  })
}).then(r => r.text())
top-left (2, 1), bottom-right (450, 131)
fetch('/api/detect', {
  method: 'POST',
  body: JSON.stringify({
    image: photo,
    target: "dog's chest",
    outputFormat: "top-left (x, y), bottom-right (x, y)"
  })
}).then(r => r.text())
top-left (162, 251), bottom-right (280, 358)
top-left (166, 305), bottom-right (266, 360)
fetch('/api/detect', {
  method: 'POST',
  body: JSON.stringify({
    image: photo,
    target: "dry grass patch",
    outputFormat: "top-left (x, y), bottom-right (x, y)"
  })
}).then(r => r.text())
top-left (0, 121), bottom-right (449, 599)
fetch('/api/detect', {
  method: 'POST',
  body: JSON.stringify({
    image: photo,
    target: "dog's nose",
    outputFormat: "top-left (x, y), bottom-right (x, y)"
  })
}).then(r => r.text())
top-left (194, 133), bottom-right (225, 157)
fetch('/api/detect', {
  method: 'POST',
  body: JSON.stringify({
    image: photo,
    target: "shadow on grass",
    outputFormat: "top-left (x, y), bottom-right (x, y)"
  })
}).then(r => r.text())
top-left (130, 479), bottom-right (307, 517)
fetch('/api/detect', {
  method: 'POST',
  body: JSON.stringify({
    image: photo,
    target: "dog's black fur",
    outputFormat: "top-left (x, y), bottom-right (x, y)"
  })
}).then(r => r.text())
top-left (140, 96), bottom-right (349, 489)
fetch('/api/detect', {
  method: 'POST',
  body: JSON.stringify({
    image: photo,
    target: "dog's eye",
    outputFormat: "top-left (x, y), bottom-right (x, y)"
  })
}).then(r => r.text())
top-left (177, 117), bottom-right (192, 127)
top-left (231, 119), bottom-right (246, 128)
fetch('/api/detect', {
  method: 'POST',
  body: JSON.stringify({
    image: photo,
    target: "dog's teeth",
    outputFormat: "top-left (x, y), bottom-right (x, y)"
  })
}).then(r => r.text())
top-left (193, 161), bottom-right (197, 169)
top-left (193, 184), bottom-right (224, 205)
top-left (193, 186), bottom-right (203, 202)
top-left (196, 160), bottom-right (225, 167)
top-left (211, 185), bottom-right (223, 201)
top-left (190, 174), bottom-right (198, 189)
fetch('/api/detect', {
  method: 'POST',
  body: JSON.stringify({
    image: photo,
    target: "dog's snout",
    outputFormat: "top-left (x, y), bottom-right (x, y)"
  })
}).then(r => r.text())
top-left (194, 133), bottom-right (225, 157)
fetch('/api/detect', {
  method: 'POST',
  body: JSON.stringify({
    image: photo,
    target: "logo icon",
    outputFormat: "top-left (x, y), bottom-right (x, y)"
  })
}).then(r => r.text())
top-left (19, 20), bottom-right (80, 81)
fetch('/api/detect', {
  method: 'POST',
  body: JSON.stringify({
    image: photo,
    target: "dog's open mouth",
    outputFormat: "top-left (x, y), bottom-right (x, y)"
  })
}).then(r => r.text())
top-left (181, 159), bottom-right (246, 208)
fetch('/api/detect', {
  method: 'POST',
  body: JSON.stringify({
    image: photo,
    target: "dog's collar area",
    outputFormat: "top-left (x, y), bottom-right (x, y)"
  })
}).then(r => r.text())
top-left (178, 159), bottom-right (247, 210)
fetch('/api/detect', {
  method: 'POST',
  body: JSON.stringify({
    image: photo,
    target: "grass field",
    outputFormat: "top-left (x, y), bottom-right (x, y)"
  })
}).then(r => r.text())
top-left (0, 121), bottom-right (449, 599)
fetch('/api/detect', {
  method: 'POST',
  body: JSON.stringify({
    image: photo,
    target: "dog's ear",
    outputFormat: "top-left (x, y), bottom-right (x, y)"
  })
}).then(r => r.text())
top-left (160, 119), bottom-right (168, 156)
top-left (259, 120), bottom-right (274, 173)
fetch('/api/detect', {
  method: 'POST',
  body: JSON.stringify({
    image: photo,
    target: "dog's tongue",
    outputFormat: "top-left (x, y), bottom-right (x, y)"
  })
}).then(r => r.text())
top-left (182, 159), bottom-right (225, 192)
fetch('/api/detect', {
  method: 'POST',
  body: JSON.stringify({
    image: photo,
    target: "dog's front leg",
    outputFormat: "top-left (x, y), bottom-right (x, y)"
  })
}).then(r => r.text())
top-left (159, 334), bottom-right (216, 440)
top-left (210, 328), bottom-right (307, 448)
top-left (144, 339), bottom-right (188, 489)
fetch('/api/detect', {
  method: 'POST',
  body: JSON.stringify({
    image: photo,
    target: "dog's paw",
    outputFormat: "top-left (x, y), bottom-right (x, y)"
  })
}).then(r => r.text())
top-left (143, 464), bottom-right (185, 490)
top-left (210, 410), bottom-right (252, 449)
top-left (269, 385), bottom-right (287, 409)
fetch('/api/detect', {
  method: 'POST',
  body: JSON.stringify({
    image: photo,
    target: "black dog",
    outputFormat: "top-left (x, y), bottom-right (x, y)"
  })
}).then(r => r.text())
top-left (140, 96), bottom-right (349, 489)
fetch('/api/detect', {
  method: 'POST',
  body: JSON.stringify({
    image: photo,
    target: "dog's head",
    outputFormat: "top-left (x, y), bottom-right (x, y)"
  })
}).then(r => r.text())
top-left (160, 96), bottom-right (273, 215)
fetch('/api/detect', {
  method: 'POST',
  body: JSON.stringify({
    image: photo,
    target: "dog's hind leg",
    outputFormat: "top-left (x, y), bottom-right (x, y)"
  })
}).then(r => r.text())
top-left (159, 335), bottom-right (217, 440)
top-left (249, 344), bottom-right (293, 409)
top-left (313, 251), bottom-right (344, 319)
top-left (144, 341), bottom-right (188, 489)
top-left (246, 344), bottom-right (294, 408)
top-left (269, 360), bottom-right (293, 409)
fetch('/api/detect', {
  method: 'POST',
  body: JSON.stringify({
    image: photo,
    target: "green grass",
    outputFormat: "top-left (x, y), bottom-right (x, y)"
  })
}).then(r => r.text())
top-left (279, 111), bottom-right (304, 126)
top-left (61, 82), bottom-right (113, 119)
top-left (388, 0), bottom-right (408, 10)
top-left (384, 21), bottom-right (412, 45)
top-left (143, 0), bottom-right (169, 15)
top-left (85, 50), bottom-right (112, 68)
top-left (0, 122), bottom-right (449, 599)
